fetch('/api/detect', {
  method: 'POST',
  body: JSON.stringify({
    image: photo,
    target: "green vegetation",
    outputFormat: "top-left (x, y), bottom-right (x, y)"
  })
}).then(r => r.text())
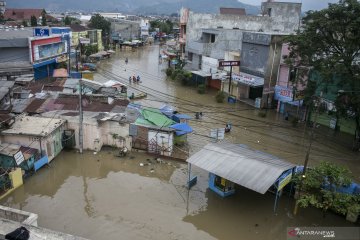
top-left (149, 19), bottom-right (173, 34)
top-left (41, 9), bottom-right (47, 26)
top-left (215, 91), bottom-right (226, 103)
top-left (63, 16), bottom-right (80, 25)
top-left (88, 14), bottom-right (111, 35)
top-left (294, 162), bottom-right (359, 217)
top-left (82, 45), bottom-right (98, 57)
top-left (30, 15), bottom-right (37, 26)
top-left (166, 67), bottom-right (192, 86)
top-left (197, 84), bottom-right (206, 94)
top-left (286, 0), bottom-right (360, 141)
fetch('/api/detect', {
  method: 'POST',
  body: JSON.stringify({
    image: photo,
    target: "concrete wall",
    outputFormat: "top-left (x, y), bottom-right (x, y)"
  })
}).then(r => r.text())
top-left (100, 121), bottom-right (131, 150)
top-left (111, 21), bottom-right (140, 41)
top-left (0, 125), bottom-right (65, 162)
top-left (185, 2), bottom-right (301, 70)
top-left (0, 205), bottom-right (38, 227)
top-left (0, 218), bottom-right (88, 239)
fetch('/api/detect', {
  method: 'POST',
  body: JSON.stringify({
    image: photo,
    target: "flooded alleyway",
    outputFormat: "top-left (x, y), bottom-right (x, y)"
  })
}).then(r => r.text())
top-left (1, 44), bottom-right (359, 240)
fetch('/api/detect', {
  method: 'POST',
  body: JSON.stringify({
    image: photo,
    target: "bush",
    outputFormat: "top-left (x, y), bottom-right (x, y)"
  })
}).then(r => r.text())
top-left (165, 68), bottom-right (173, 77)
top-left (197, 84), bottom-right (206, 94)
top-left (215, 91), bottom-right (226, 103)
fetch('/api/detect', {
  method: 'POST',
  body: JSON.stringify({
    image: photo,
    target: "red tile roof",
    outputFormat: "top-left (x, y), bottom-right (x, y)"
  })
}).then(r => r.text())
top-left (4, 8), bottom-right (44, 21)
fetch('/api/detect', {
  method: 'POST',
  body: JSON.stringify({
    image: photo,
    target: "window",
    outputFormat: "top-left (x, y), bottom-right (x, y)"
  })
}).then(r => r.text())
top-left (210, 34), bottom-right (216, 43)
top-left (268, 8), bottom-right (272, 16)
top-left (188, 52), bottom-right (193, 61)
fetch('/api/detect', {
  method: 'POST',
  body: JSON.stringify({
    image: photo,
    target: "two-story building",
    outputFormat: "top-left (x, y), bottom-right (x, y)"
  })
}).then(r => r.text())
top-left (183, 1), bottom-right (302, 106)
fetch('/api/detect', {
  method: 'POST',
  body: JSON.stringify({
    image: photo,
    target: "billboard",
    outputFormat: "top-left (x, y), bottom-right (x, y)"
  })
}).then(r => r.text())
top-left (33, 41), bottom-right (67, 62)
top-left (34, 28), bottom-right (50, 37)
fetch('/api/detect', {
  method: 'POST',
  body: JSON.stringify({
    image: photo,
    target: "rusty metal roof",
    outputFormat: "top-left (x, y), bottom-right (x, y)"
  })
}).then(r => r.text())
top-left (24, 99), bottom-right (46, 113)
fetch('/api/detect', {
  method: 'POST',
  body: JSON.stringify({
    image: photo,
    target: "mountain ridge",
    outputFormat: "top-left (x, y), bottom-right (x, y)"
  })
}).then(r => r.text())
top-left (6, 0), bottom-right (260, 15)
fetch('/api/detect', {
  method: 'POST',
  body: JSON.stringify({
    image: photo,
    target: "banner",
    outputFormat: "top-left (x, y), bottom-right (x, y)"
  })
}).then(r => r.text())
top-left (34, 42), bottom-right (67, 62)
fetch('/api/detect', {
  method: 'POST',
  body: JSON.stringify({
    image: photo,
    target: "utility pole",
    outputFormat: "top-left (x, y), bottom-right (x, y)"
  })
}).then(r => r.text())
top-left (228, 65), bottom-right (233, 94)
top-left (79, 79), bottom-right (83, 154)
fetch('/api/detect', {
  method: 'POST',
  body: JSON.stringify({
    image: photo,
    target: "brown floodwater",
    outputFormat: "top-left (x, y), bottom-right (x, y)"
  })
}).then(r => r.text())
top-left (1, 44), bottom-right (359, 240)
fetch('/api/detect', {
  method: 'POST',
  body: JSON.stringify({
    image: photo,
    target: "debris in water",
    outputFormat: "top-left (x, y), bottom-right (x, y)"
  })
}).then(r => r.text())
top-left (97, 159), bottom-right (100, 162)
top-left (130, 156), bottom-right (135, 159)
top-left (150, 169), bottom-right (155, 173)
top-left (140, 163), bottom-right (144, 167)
top-left (93, 152), bottom-right (97, 155)
top-left (255, 224), bottom-right (259, 227)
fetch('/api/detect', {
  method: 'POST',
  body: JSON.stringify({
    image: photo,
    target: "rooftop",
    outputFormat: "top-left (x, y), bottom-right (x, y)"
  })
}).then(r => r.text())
top-left (187, 143), bottom-right (295, 194)
top-left (3, 8), bottom-right (43, 21)
top-left (1, 115), bottom-right (66, 137)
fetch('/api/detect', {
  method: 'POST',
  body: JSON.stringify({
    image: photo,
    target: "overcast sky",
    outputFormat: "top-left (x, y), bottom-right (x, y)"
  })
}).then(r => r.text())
top-left (239, 0), bottom-right (339, 11)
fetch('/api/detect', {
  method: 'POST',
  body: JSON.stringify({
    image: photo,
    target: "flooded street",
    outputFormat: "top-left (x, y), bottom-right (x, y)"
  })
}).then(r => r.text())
top-left (1, 44), bottom-right (359, 240)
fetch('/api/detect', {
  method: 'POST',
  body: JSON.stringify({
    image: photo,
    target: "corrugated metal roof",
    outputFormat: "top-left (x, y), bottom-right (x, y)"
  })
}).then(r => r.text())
top-left (187, 143), bottom-right (295, 194)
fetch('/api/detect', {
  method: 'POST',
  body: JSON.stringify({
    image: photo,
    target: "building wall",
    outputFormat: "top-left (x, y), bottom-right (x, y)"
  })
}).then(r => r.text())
top-left (111, 21), bottom-right (140, 41)
top-left (100, 121), bottom-right (131, 150)
top-left (71, 31), bottom-right (88, 47)
top-left (0, 125), bottom-right (65, 162)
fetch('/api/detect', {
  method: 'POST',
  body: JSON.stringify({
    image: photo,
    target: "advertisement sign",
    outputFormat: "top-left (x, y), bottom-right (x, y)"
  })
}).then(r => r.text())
top-left (79, 38), bottom-right (90, 44)
top-left (278, 173), bottom-right (292, 191)
top-left (33, 41), bottom-right (67, 62)
top-left (232, 72), bottom-right (264, 87)
top-left (219, 61), bottom-right (240, 67)
top-left (294, 89), bottom-right (305, 100)
top-left (13, 151), bottom-right (25, 165)
top-left (34, 28), bottom-right (50, 37)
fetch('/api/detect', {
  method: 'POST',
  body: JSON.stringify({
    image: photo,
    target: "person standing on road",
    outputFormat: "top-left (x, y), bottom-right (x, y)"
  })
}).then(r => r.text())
top-left (137, 75), bottom-right (140, 83)
top-left (129, 76), bottom-right (132, 84)
top-left (132, 75), bottom-right (136, 83)
top-left (125, 57), bottom-right (128, 64)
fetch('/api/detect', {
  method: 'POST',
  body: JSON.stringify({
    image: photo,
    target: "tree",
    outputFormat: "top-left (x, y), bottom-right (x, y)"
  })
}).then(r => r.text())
top-left (0, 12), bottom-right (4, 24)
top-left (88, 14), bottom-right (110, 35)
top-left (30, 15), bottom-right (37, 26)
top-left (294, 161), bottom-right (358, 216)
top-left (64, 16), bottom-right (71, 25)
top-left (286, 0), bottom-right (360, 145)
top-left (22, 20), bottom-right (28, 27)
top-left (41, 9), bottom-right (47, 26)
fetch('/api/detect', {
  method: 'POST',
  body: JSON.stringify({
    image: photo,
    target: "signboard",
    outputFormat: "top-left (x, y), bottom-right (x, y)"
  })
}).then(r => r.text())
top-left (232, 72), bottom-right (264, 87)
top-left (294, 89), bottom-right (305, 100)
top-left (210, 128), bottom-right (225, 140)
top-left (13, 151), bottom-right (25, 165)
top-left (33, 41), bottom-right (67, 62)
top-left (34, 28), bottom-right (50, 37)
top-left (263, 87), bottom-right (274, 94)
top-left (219, 61), bottom-right (240, 67)
top-left (274, 85), bottom-right (303, 106)
top-left (79, 38), bottom-right (90, 44)
top-left (278, 173), bottom-right (292, 191)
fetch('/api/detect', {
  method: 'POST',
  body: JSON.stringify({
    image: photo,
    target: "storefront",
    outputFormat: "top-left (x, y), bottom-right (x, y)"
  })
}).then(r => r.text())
top-left (274, 85), bottom-right (304, 116)
top-left (29, 30), bottom-right (70, 80)
top-left (232, 72), bottom-right (264, 100)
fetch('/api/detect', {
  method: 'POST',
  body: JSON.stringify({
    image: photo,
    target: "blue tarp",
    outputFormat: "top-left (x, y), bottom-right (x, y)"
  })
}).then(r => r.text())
top-left (172, 113), bottom-right (192, 123)
top-left (160, 104), bottom-right (175, 117)
top-left (169, 123), bottom-right (193, 136)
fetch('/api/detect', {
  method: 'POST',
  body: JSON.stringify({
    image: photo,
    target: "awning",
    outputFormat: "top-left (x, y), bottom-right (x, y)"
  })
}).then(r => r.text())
top-left (232, 72), bottom-right (264, 87)
top-left (191, 71), bottom-right (211, 77)
top-left (170, 123), bottom-right (193, 136)
top-left (53, 68), bottom-right (68, 78)
top-left (187, 143), bottom-right (295, 194)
